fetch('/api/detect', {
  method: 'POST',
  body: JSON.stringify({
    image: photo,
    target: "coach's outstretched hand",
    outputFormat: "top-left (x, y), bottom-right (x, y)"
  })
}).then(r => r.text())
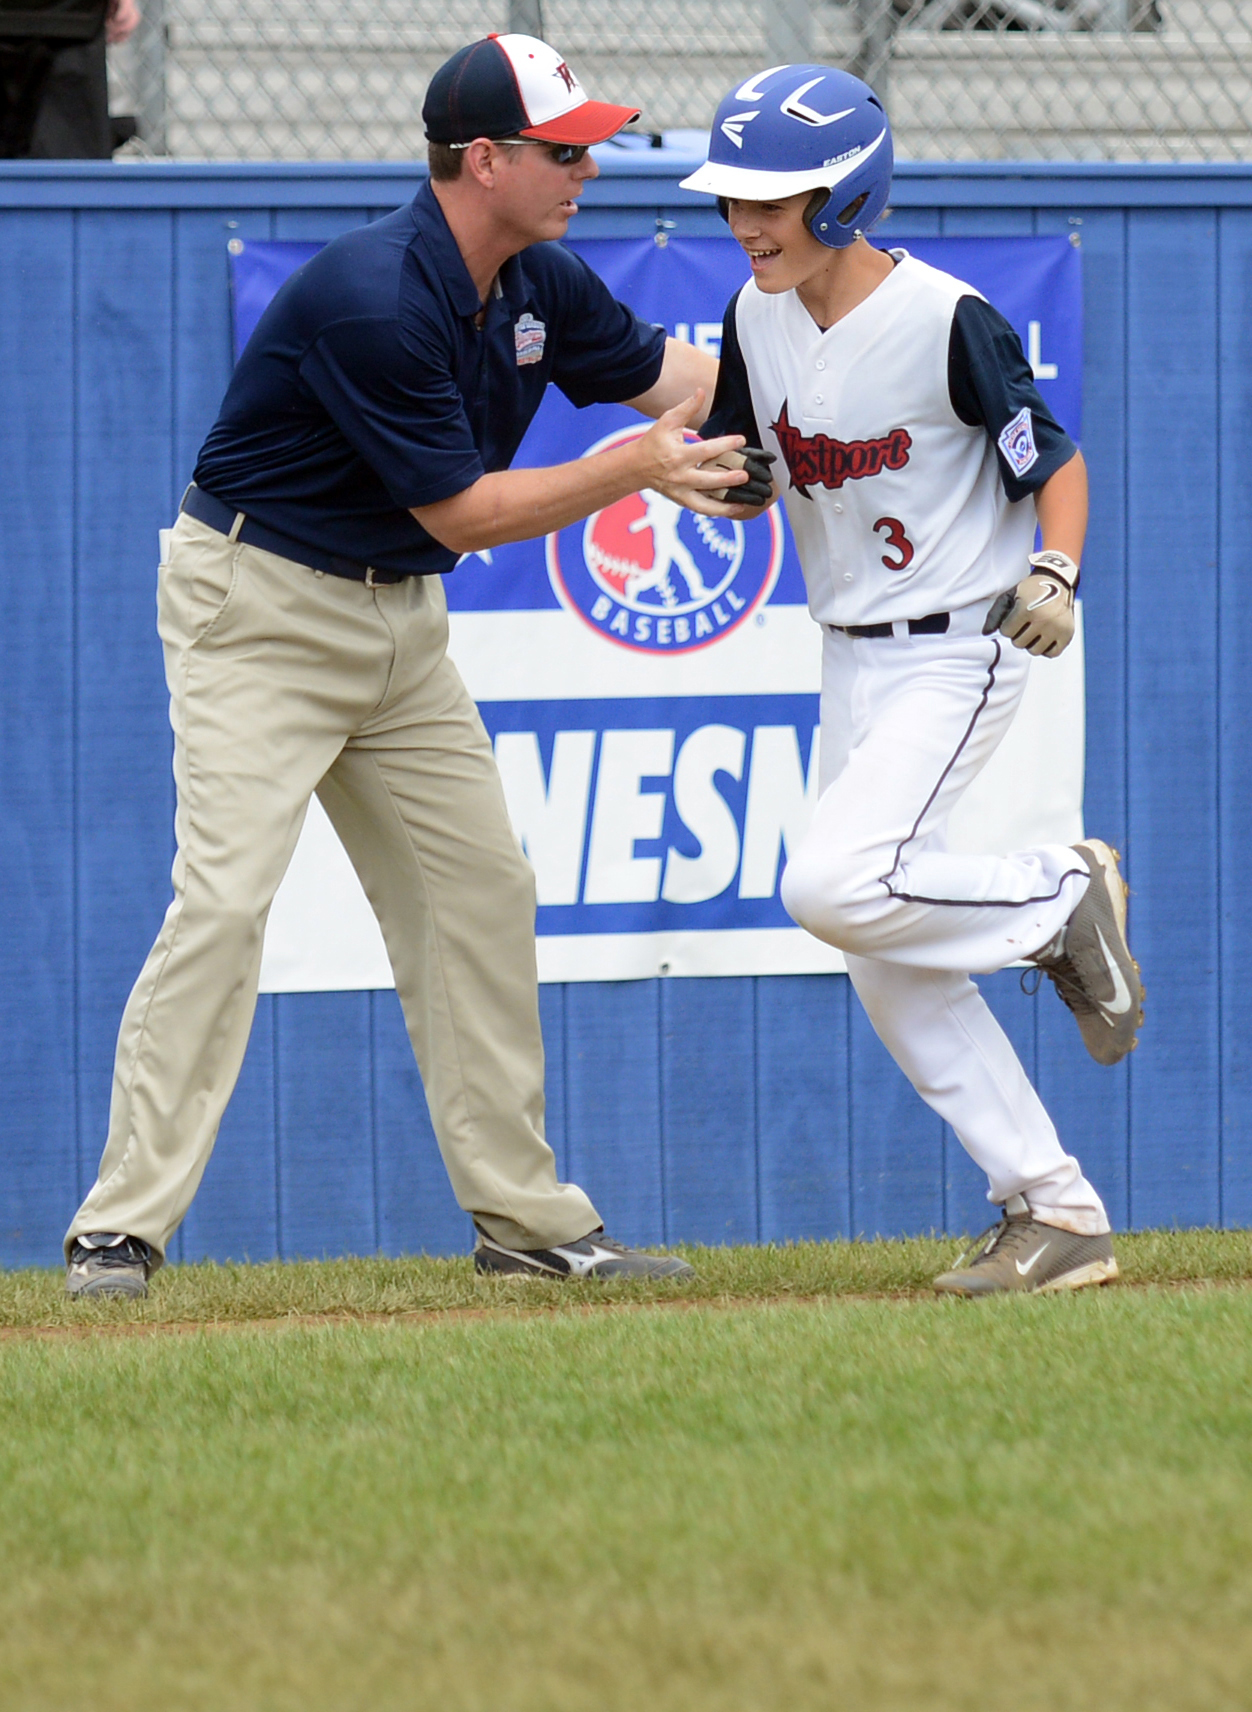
top-left (633, 394), bottom-right (758, 516)
top-left (984, 550), bottom-right (1079, 658)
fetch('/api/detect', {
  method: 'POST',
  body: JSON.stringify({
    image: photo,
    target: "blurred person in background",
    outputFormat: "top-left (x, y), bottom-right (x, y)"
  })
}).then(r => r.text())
top-left (0, 0), bottom-right (139, 159)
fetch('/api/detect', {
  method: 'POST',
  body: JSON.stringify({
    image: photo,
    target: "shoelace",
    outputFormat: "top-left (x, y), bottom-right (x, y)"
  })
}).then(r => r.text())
top-left (959, 1217), bottom-right (1036, 1269)
top-left (1020, 955), bottom-right (1098, 1018)
top-left (566, 1231), bottom-right (629, 1256)
top-left (78, 1238), bottom-right (148, 1269)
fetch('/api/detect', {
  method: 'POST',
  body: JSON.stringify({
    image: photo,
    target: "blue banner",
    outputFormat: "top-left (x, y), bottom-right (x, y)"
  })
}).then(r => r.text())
top-left (231, 231), bottom-right (1086, 988)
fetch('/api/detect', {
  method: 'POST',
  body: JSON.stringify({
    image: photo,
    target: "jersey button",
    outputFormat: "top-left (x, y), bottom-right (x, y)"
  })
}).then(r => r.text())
top-left (833, 503), bottom-right (843, 514)
top-left (815, 359), bottom-right (826, 371)
top-left (814, 393), bottom-right (824, 404)
top-left (843, 573), bottom-right (854, 583)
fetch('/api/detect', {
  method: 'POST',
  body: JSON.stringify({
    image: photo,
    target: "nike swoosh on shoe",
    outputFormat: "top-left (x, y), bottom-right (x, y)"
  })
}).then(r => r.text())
top-left (1093, 924), bottom-right (1134, 1021)
top-left (1015, 1243), bottom-right (1050, 1276)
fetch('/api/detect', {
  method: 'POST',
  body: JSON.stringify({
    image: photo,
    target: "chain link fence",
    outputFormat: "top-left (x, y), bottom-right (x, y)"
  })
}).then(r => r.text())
top-left (104, 0), bottom-right (1252, 162)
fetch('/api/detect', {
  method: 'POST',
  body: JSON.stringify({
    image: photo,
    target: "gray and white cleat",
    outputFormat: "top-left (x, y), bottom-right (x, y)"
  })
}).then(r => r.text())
top-left (1029, 839), bottom-right (1145, 1066)
top-left (473, 1225), bottom-right (695, 1281)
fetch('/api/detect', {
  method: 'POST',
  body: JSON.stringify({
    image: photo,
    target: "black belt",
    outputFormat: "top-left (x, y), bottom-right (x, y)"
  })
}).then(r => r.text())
top-left (832, 611), bottom-right (951, 640)
top-left (180, 485), bottom-right (413, 586)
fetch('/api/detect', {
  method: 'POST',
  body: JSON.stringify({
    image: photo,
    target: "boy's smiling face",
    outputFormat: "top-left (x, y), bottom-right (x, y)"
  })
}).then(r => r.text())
top-left (726, 192), bottom-right (830, 294)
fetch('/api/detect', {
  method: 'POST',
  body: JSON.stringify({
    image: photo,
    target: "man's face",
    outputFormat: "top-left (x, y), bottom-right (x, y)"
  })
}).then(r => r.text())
top-left (727, 192), bottom-right (830, 294)
top-left (490, 140), bottom-right (600, 244)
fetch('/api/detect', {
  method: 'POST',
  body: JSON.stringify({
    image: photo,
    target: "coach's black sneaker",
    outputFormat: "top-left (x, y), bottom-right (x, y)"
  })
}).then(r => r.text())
top-left (473, 1224), bottom-right (695, 1281)
top-left (933, 1209), bottom-right (1118, 1297)
top-left (1028, 839), bottom-right (1145, 1066)
top-left (65, 1233), bottom-right (153, 1299)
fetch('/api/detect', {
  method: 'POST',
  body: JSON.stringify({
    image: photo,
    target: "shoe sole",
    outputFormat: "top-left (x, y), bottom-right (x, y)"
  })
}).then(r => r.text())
top-left (1070, 840), bottom-right (1145, 1066)
top-left (473, 1247), bottom-right (567, 1278)
top-left (474, 1245), bottom-right (695, 1282)
top-left (934, 1254), bottom-right (1119, 1297)
top-left (65, 1277), bottom-right (149, 1299)
top-left (1036, 1255), bottom-right (1120, 1293)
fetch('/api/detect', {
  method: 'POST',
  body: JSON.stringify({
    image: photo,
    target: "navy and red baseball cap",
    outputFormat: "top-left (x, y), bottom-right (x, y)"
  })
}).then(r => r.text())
top-left (423, 34), bottom-right (640, 147)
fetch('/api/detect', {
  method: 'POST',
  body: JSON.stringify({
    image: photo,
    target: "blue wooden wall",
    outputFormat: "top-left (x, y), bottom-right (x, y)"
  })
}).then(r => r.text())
top-left (1, 158), bottom-right (1248, 1265)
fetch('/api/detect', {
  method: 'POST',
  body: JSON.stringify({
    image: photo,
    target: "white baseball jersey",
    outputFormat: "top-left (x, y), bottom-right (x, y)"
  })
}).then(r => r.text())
top-left (705, 251), bottom-right (1075, 628)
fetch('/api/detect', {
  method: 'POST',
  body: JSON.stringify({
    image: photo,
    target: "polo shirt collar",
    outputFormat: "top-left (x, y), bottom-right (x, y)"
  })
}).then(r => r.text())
top-left (410, 179), bottom-right (534, 320)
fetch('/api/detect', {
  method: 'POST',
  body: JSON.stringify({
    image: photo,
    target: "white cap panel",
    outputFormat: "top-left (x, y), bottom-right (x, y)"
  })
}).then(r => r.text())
top-left (494, 33), bottom-right (589, 126)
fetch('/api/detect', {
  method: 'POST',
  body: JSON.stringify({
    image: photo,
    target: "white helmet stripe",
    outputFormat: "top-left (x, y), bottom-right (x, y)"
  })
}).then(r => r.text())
top-left (734, 65), bottom-right (786, 101)
top-left (781, 79), bottom-right (856, 127)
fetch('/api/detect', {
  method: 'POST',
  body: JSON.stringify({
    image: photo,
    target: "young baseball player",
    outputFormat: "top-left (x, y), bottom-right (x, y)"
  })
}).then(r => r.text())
top-left (684, 66), bottom-right (1145, 1296)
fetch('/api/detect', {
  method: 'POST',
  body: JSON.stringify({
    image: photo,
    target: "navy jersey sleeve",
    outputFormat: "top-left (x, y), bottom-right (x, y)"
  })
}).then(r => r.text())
top-left (547, 249), bottom-right (667, 408)
top-left (699, 289), bottom-right (763, 446)
top-left (948, 295), bottom-right (1077, 503)
top-left (298, 313), bottom-right (484, 510)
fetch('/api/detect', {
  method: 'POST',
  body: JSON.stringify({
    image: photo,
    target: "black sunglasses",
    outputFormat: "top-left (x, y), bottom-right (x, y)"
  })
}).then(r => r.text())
top-left (451, 137), bottom-right (588, 166)
top-left (508, 138), bottom-right (589, 166)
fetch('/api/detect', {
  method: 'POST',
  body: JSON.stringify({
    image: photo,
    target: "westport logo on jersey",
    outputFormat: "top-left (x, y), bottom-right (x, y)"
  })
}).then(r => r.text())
top-left (770, 401), bottom-right (912, 499)
top-left (546, 424), bottom-right (784, 655)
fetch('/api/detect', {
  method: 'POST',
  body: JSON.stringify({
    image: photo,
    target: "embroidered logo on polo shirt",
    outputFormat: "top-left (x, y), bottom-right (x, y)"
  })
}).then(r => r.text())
top-left (998, 407), bottom-right (1039, 477)
top-left (515, 312), bottom-right (547, 366)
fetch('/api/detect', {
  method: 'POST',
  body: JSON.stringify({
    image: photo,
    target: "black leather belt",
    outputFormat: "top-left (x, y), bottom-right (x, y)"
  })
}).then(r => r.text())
top-left (180, 485), bottom-right (413, 586)
top-left (832, 611), bottom-right (951, 640)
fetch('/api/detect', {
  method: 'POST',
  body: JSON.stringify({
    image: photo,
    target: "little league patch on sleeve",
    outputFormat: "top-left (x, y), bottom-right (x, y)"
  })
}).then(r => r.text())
top-left (515, 312), bottom-right (547, 366)
top-left (997, 407), bottom-right (1039, 477)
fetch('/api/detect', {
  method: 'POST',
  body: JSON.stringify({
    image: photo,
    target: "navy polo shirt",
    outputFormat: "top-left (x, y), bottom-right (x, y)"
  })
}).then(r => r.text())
top-left (193, 181), bottom-right (667, 577)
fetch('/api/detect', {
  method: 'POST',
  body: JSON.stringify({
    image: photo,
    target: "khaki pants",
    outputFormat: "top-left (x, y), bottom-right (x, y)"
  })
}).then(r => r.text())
top-left (66, 513), bottom-right (600, 1265)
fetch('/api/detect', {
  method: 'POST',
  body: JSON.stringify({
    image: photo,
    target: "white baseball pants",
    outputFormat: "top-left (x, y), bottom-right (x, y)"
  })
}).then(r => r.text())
top-left (781, 603), bottom-right (1109, 1236)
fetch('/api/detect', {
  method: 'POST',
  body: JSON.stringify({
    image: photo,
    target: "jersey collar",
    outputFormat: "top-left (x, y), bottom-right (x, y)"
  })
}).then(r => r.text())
top-left (409, 180), bottom-right (533, 322)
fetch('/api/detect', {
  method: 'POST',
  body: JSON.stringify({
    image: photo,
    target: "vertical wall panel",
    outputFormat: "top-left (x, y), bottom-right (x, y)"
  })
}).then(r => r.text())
top-left (371, 989), bottom-right (467, 1255)
top-left (564, 982), bottom-right (663, 1245)
top-left (661, 977), bottom-right (757, 1246)
top-left (1217, 209), bottom-right (1252, 1226)
top-left (1125, 209), bottom-right (1221, 1228)
top-left (74, 211), bottom-right (178, 1202)
top-left (0, 211), bottom-right (79, 1262)
top-left (275, 992), bottom-right (376, 1257)
top-left (757, 975), bottom-right (851, 1243)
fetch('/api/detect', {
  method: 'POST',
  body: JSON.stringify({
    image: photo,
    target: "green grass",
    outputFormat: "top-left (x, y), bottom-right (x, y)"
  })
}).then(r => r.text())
top-left (5, 1225), bottom-right (1252, 1329)
top-left (7, 1238), bottom-right (1252, 1709)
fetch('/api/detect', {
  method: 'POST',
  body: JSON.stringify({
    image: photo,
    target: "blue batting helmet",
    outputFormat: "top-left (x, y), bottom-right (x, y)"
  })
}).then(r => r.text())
top-left (679, 66), bottom-right (892, 249)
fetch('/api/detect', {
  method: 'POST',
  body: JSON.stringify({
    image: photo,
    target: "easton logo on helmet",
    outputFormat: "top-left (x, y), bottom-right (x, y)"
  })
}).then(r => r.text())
top-left (770, 402), bottom-right (912, 499)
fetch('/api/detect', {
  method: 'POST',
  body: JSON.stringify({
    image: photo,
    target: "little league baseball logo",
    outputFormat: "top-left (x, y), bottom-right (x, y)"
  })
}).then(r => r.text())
top-left (546, 424), bottom-right (783, 655)
top-left (997, 406), bottom-right (1040, 477)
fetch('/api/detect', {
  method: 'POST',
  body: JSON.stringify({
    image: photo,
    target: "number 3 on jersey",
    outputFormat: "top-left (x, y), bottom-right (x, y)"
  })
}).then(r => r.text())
top-left (873, 516), bottom-right (915, 571)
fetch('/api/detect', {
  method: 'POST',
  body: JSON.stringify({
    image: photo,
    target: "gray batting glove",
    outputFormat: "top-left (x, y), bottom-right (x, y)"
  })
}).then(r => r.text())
top-left (700, 446), bottom-right (777, 507)
top-left (983, 550), bottom-right (1079, 658)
